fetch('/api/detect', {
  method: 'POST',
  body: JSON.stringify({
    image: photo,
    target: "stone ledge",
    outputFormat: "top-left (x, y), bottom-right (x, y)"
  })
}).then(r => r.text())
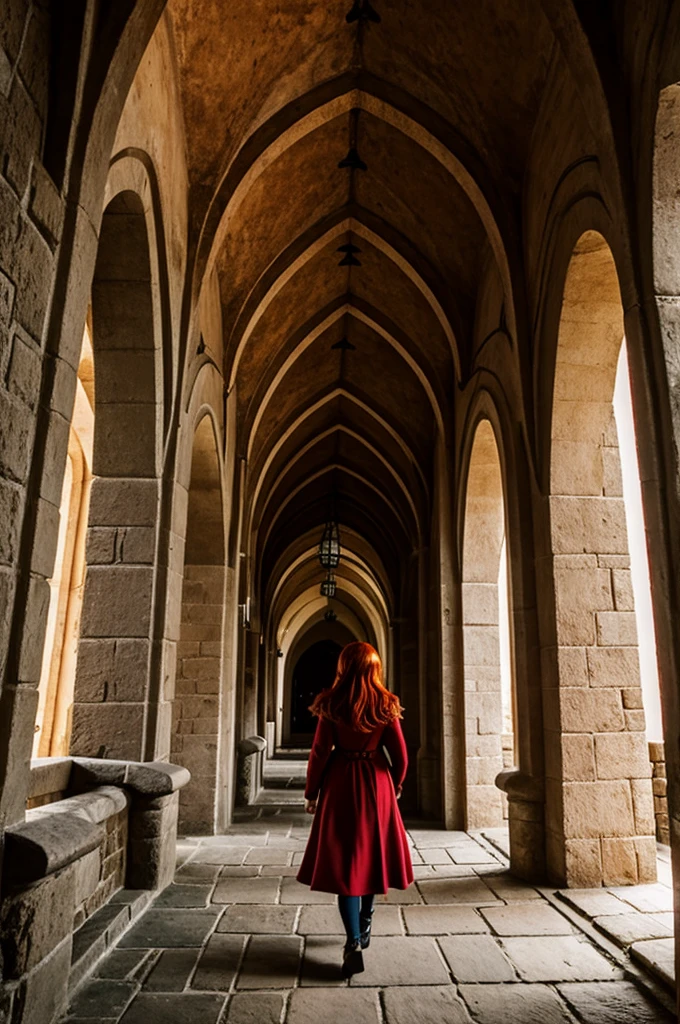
top-left (70, 757), bottom-right (191, 796)
top-left (28, 756), bottom-right (72, 802)
top-left (4, 812), bottom-right (102, 886)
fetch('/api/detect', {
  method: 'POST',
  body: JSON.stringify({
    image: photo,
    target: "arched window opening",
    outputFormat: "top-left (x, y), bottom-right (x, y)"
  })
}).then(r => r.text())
top-left (33, 327), bottom-right (94, 757)
top-left (462, 419), bottom-right (516, 829)
top-left (174, 414), bottom-right (225, 834)
top-left (547, 232), bottom-right (657, 886)
top-left (70, 190), bottom-right (161, 762)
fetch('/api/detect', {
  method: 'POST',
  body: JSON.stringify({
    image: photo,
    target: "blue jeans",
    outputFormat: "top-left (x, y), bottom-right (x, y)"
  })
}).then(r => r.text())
top-left (337, 894), bottom-right (374, 944)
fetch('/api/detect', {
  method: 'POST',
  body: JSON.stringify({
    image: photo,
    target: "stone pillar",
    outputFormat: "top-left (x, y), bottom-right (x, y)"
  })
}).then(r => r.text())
top-left (171, 565), bottom-right (223, 834)
top-left (546, 424), bottom-right (657, 885)
top-left (649, 741), bottom-right (670, 845)
top-left (69, 477), bottom-right (159, 760)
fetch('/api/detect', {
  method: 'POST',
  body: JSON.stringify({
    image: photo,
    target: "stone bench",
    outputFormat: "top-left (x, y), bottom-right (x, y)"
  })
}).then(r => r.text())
top-left (1, 756), bottom-right (190, 1024)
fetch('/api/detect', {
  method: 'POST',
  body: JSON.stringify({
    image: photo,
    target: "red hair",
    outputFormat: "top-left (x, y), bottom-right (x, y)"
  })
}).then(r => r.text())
top-left (309, 641), bottom-right (403, 733)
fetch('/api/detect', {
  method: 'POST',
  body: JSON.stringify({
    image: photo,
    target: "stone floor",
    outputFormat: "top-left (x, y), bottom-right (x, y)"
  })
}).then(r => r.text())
top-left (58, 797), bottom-right (677, 1024)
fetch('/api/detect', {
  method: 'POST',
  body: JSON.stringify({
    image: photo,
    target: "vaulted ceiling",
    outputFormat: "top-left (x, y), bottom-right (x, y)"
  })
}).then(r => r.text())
top-left (165, 0), bottom-right (559, 630)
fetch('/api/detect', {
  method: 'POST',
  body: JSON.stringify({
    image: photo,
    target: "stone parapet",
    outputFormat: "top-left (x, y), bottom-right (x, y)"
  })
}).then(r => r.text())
top-left (236, 736), bottom-right (267, 806)
top-left (1, 757), bottom-right (189, 1024)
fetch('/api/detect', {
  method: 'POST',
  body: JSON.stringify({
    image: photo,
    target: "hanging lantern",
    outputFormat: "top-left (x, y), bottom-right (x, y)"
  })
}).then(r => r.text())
top-left (318, 519), bottom-right (341, 569)
top-left (320, 573), bottom-right (337, 598)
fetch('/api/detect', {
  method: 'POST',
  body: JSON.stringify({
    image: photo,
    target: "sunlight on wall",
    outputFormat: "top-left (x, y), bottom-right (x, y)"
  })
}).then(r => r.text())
top-left (498, 537), bottom-right (514, 738)
top-left (614, 341), bottom-right (663, 742)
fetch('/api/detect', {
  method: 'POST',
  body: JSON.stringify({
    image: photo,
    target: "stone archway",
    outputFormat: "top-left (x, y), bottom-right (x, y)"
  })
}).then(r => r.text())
top-left (70, 191), bottom-right (162, 762)
top-left (462, 419), bottom-right (515, 829)
top-left (173, 413), bottom-right (225, 834)
top-left (546, 231), bottom-right (656, 887)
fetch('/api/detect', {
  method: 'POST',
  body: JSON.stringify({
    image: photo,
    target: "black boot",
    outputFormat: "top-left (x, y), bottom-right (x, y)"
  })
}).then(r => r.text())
top-left (359, 909), bottom-right (374, 949)
top-left (341, 939), bottom-right (365, 977)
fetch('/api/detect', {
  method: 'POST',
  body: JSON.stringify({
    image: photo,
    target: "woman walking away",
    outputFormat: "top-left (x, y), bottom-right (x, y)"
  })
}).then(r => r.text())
top-left (297, 641), bottom-right (413, 977)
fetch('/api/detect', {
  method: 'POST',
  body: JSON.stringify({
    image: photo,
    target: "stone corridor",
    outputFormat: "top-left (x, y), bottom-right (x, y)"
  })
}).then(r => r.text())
top-left (58, 790), bottom-right (675, 1024)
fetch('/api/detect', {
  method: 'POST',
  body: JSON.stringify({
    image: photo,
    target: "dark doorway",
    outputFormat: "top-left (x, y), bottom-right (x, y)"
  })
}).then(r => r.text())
top-left (291, 639), bottom-right (342, 736)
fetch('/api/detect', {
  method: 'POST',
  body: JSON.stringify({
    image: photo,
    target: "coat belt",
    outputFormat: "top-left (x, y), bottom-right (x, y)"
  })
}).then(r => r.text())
top-left (335, 748), bottom-right (377, 760)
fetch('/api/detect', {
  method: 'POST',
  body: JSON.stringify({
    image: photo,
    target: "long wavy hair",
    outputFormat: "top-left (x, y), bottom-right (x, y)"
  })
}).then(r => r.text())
top-left (309, 641), bottom-right (403, 733)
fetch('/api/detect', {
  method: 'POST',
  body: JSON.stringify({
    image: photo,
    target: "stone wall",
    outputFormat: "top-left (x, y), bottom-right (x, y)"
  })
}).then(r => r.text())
top-left (650, 741), bottom-right (670, 845)
top-left (172, 565), bottom-right (224, 834)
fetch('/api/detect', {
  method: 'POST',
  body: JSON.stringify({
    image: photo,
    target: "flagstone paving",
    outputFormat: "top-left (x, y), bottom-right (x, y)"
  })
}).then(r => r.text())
top-left (58, 805), bottom-right (676, 1023)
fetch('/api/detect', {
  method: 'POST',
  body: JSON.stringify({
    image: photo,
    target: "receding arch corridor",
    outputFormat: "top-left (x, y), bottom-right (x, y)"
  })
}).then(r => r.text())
top-left (3, 3), bottom-right (680, 1023)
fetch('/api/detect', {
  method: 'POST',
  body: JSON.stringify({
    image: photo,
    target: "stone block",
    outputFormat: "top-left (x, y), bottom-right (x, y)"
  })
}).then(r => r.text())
top-left (462, 582), bottom-right (498, 625)
top-left (561, 734), bottom-right (596, 781)
top-left (88, 477), bottom-right (159, 527)
top-left (6, 330), bottom-right (41, 408)
top-left (560, 689), bottom-right (625, 733)
top-left (594, 732), bottom-right (652, 779)
top-left (634, 836), bottom-right (658, 883)
top-left (622, 687), bottom-right (644, 708)
top-left (288, 989), bottom-right (381, 1024)
top-left (217, 905), bottom-right (297, 933)
top-left (631, 778), bottom-right (656, 834)
top-left (70, 703), bottom-right (145, 760)
top-left (556, 646), bottom-right (589, 687)
top-left (1, 863), bottom-right (76, 976)
top-left (557, 980), bottom-right (674, 1024)
top-left (630, 937), bottom-right (675, 989)
top-left (67, 978), bottom-right (137, 1019)
top-left (12, 935), bottom-right (71, 1024)
top-left (480, 904), bottom-right (575, 935)
top-left (459, 983), bottom-right (575, 1024)
top-left (601, 838), bottom-right (638, 885)
top-left (501, 935), bottom-right (622, 982)
top-left (466, 785), bottom-right (503, 828)
top-left (119, 526), bottom-right (157, 564)
top-left (624, 709), bottom-right (646, 731)
top-left (553, 565), bottom-right (611, 645)
top-left (353, 936), bottom-right (451, 987)
top-left (118, 907), bottom-right (221, 948)
top-left (118, 992), bottom-right (225, 1023)
top-left (596, 611), bottom-right (638, 646)
top-left (0, 478), bottom-right (22, 564)
top-left (402, 905), bottom-right (487, 934)
top-left (438, 934), bottom-right (514, 982)
top-left (74, 848), bottom-right (102, 905)
top-left (192, 934), bottom-right (245, 990)
top-left (80, 566), bottom-right (153, 638)
top-left (562, 780), bottom-right (634, 839)
top-left (612, 569), bottom-right (634, 610)
top-left (212, 877), bottom-right (280, 903)
top-left (226, 992), bottom-right (286, 1024)
top-left (86, 527), bottom-right (117, 564)
top-left (551, 496), bottom-right (628, 555)
top-left (463, 625), bottom-right (500, 667)
top-left (236, 935), bottom-right (302, 989)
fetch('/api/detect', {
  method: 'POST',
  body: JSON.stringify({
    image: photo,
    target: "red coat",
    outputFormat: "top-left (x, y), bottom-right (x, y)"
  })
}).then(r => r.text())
top-left (296, 716), bottom-right (414, 895)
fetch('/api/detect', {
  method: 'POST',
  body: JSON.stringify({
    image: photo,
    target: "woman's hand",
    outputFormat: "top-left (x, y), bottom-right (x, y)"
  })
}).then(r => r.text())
top-left (395, 784), bottom-right (403, 800)
top-left (305, 798), bottom-right (317, 814)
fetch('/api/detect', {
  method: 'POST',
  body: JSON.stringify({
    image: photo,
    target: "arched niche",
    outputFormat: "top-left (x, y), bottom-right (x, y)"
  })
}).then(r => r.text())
top-left (286, 621), bottom-right (355, 744)
top-left (546, 231), bottom-right (656, 887)
top-left (173, 414), bottom-right (225, 834)
top-left (462, 419), bottom-right (515, 829)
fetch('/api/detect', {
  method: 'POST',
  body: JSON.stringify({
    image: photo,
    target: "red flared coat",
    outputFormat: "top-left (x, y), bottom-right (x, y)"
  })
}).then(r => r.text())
top-left (297, 716), bottom-right (413, 895)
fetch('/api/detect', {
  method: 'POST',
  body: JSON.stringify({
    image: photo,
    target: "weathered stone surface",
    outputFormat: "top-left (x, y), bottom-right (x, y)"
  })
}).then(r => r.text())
top-left (95, 949), bottom-right (152, 980)
top-left (118, 993), bottom-right (225, 1023)
top-left (192, 935), bottom-right (245, 991)
top-left (225, 992), bottom-right (286, 1024)
top-left (557, 981), bottom-right (673, 1023)
top-left (118, 908), bottom-right (221, 948)
top-left (1, 864), bottom-right (76, 975)
top-left (143, 948), bottom-right (201, 991)
top-left (280, 877), bottom-right (336, 904)
top-left (212, 876), bottom-right (280, 903)
top-left (236, 935), bottom-right (302, 988)
top-left (298, 904), bottom-right (401, 935)
top-left (502, 935), bottom-right (623, 982)
top-left (480, 903), bottom-right (576, 935)
top-left (382, 986), bottom-right (471, 1024)
top-left (459, 983), bottom-right (574, 1024)
top-left (594, 912), bottom-right (673, 948)
top-left (217, 905), bottom-right (297, 933)
top-left (299, 935), bottom-right (347, 988)
top-left (417, 876), bottom-right (498, 905)
top-left (351, 937), bottom-right (451, 987)
top-left (403, 905), bottom-right (488, 934)
top-left (67, 978), bottom-right (137, 1018)
top-left (152, 884), bottom-right (212, 909)
top-left (4, 811), bottom-right (101, 885)
top-left (288, 988), bottom-right (381, 1024)
top-left (14, 936), bottom-right (71, 1024)
top-left (630, 938), bottom-right (676, 988)
top-left (438, 934), bottom-right (515, 982)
